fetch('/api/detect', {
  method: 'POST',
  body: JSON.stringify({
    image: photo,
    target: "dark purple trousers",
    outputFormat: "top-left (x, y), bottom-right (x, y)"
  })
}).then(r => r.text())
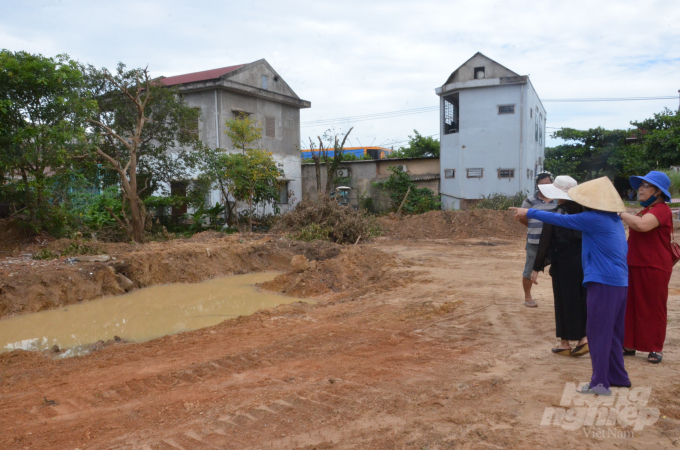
top-left (586, 282), bottom-right (630, 390)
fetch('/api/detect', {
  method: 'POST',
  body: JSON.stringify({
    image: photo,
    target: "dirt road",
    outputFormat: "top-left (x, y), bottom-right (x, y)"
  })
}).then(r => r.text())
top-left (2, 237), bottom-right (679, 449)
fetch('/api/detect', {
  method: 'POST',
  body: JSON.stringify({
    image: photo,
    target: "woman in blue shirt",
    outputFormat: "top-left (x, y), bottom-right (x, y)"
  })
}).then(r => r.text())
top-left (511, 176), bottom-right (629, 396)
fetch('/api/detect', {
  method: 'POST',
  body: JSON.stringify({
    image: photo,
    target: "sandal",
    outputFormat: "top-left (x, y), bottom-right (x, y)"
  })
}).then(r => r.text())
top-left (623, 348), bottom-right (636, 356)
top-left (577, 383), bottom-right (612, 396)
top-left (648, 352), bottom-right (663, 364)
top-left (570, 343), bottom-right (589, 357)
top-left (551, 347), bottom-right (571, 356)
top-left (524, 301), bottom-right (538, 308)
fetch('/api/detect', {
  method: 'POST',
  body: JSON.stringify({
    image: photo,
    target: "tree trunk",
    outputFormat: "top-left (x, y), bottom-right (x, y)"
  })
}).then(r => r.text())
top-left (309, 138), bottom-right (323, 197)
top-left (217, 179), bottom-right (234, 225)
top-left (248, 186), bottom-right (254, 231)
top-left (313, 154), bottom-right (322, 197)
top-left (19, 169), bottom-right (34, 222)
top-left (323, 127), bottom-right (353, 196)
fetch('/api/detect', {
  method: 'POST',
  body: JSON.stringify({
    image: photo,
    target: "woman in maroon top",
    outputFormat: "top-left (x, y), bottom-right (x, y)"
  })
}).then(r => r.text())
top-left (619, 171), bottom-right (674, 364)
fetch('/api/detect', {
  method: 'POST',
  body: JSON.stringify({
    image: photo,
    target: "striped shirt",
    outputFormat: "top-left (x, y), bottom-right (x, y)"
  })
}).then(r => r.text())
top-left (522, 195), bottom-right (557, 244)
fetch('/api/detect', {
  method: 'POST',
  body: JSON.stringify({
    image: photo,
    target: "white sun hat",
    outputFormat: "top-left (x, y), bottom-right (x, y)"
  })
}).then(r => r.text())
top-left (538, 175), bottom-right (578, 201)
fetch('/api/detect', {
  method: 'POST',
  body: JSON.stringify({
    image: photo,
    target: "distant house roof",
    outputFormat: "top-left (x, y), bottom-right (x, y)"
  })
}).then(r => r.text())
top-left (160, 64), bottom-right (246, 86)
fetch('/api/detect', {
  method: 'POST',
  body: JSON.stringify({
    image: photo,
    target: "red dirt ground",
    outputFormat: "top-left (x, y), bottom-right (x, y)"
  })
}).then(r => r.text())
top-left (1, 212), bottom-right (679, 449)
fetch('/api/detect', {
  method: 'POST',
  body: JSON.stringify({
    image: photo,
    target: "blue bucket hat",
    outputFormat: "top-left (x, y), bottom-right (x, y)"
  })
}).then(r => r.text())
top-left (629, 171), bottom-right (671, 202)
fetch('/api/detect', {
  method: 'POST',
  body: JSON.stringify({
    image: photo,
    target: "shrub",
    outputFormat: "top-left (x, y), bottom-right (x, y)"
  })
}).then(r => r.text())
top-left (293, 223), bottom-right (331, 242)
top-left (475, 192), bottom-right (527, 210)
top-left (274, 197), bottom-right (381, 244)
top-left (373, 166), bottom-right (440, 214)
top-left (61, 242), bottom-right (104, 256)
top-left (32, 249), bottom-right (58, 260)
top-left (661, 170), bottom-right (680, 197)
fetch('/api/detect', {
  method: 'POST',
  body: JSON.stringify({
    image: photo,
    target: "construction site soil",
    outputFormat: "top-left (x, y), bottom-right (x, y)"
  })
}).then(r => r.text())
top-left (1, 210), bottom-right (679, 449)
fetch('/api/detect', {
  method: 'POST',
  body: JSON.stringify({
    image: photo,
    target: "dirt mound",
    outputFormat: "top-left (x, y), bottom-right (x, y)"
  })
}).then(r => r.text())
top-left (187, 231), bottom-right (230, 242)
top-left (261, 246), bottom-right (412, 299)
top-left (377, 209), bottom-right (525, 240)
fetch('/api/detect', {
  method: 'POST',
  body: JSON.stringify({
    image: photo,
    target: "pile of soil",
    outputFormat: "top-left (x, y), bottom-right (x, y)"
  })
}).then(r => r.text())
top-left (0, 236), bottom-right (343, 318)
top-left (261, 246), bottom-right (413, 299)
top-left (378, 209), bottom-right (525, 240)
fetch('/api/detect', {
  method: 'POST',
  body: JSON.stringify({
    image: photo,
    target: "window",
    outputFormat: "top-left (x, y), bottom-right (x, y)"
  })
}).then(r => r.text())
top-left (498, 168), bottom-right (515, 179)
top-left (444, 169), bottom-right (455, 179)
top-left (539, 113), bottom-right (544, 146)
top-left (443, 93), bottom-right (459, 134)
top-left (530, 108), bottom-right (533, 118)
top-left (527, 168), bottom-right (531, 179)
top-left (498, 105), bottom-right (515, 115)
top-left (278, 181), bottom-right (289, 205)
top-left (466, 168), bottom-right (483, 178)
top-left (265, 116), bottom-right (275, 138)
top-left (232, 110), bottom-right (251, 119)
top-left (535, 107), bottom-right (539, 142)
top-left (262, 75), bottom-right (268, 89)
top-left (474, 67), bottom-right (485, 79)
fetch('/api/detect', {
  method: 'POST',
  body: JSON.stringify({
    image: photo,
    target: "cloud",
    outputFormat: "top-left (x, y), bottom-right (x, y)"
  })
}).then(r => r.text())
top-left (2, 0), bottom-right (679, 148)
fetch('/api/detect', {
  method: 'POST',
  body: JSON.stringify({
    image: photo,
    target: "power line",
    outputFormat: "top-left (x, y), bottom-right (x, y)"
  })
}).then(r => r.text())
top-left (301, 95), bottom-right (677, 128)
top-left (543, 96), bottom-right (677, 102)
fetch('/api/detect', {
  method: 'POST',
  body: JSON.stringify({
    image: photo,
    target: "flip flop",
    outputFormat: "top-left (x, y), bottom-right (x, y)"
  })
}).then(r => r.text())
top-left (524, 301), bottom-right (538, 308)
top-left (648, 352), bottom-right (663, 364)
top-left (623, 348), bottom-right (636, 356)
top-left (570, 343), bottom-right (589, 357)
top-left (577, 383), bottom-right (612, 396)
top-left (551, 347), bottom-right (571, 356)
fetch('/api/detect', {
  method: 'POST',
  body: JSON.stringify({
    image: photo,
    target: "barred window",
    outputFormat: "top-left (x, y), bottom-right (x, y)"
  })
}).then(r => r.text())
top-left (466, 168), bottom-right (483, 178)
top-left (498, 169), bottom-right (515, 179)
top-left (444, 169), bottom-right (455, 179)
top-left (498, 105), bottom-right (515, 114)
top-left (443, 93), bottom-right (459, 134)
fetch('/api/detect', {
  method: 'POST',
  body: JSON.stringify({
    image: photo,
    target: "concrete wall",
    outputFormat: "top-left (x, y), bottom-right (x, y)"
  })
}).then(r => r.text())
top-left (301, 157), bottom-right (440, 212)
top-left (228, 62), bottom-right (297, 98)
top-left (446, 53), bottom-right (518, 84)
top-left (437, 76), bottom-right (546, 210)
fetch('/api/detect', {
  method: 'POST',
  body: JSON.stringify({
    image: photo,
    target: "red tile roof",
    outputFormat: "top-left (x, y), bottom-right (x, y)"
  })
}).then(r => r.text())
top-left (160, 64), bottom-right (245, 86)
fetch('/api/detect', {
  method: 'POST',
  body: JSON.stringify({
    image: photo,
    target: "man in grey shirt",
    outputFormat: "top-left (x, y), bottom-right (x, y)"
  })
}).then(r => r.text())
top-left (519, 172), bottom-right (556, 307)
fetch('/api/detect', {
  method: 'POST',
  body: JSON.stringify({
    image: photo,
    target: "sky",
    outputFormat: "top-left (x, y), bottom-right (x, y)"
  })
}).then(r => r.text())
top-left (2, 0), bottom-right (680, 149)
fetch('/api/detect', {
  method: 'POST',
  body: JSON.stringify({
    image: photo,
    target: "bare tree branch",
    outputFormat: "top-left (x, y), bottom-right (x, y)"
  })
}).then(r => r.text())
top-left (88, 118), bottom-right (133, 151)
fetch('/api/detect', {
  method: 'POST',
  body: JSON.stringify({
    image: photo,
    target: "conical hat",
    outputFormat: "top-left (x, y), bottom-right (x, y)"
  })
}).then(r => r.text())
top-left (567, 176), bottom-right (626, 212)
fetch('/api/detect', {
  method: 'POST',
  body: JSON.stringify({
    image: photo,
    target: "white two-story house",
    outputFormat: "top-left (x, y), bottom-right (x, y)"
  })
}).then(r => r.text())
top-left (435, 52), bottom-right (547, 210)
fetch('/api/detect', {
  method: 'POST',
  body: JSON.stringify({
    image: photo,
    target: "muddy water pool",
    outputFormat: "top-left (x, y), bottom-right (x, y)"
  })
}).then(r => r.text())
top-left (0, 272), bottom-right (301, 357)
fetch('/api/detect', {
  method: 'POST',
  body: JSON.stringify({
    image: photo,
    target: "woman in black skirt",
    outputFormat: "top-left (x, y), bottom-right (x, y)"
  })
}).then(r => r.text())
top-left (531, 176), bottom-right (589, 357)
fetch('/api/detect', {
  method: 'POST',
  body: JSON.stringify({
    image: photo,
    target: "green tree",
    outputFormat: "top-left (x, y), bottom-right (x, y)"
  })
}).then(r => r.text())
top-left (631, 107), bottom-right (680, 169)
top-left (225, 113), bottom-right (262, 154)
top-left (84, 63), bottom-right (204, 242)
top-left (223, 149), bottom-right (282, 231)
top-left (0, 50), bottom-right (95, 231)
top-left (390, 130), bottom-right (439, 158)
top-left (544, 127), bottom-right (631, 181)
